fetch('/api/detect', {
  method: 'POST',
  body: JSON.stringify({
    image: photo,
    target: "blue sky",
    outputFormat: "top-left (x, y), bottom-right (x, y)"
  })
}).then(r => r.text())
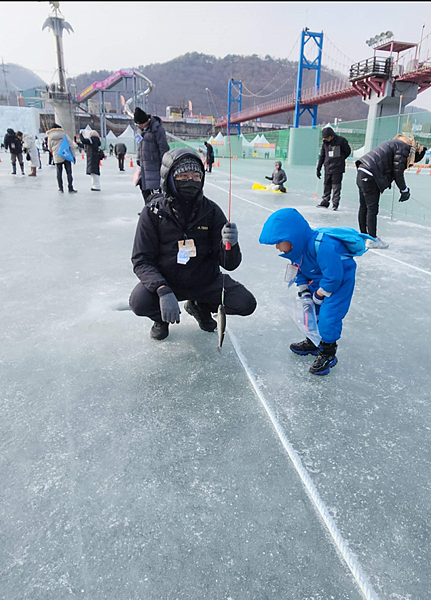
top-left (2, 1), bottom-right (431, 111)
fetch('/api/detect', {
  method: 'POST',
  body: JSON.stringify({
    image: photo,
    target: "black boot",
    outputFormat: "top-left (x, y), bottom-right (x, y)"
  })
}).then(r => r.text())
top-left (317, 201), bottom-right (330, 208)
top-left (184, 300), bottom-right (217, 332)
top-left (150, 321), bottom-right (169, 340)
top-left (290, 338), bottom-right (320, 356)
top-left (309, 342), bottom-right (338, 375)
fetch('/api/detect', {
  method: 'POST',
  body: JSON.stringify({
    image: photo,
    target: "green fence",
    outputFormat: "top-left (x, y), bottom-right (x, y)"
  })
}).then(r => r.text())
top-left (167, 110), bottom-right (431, 163)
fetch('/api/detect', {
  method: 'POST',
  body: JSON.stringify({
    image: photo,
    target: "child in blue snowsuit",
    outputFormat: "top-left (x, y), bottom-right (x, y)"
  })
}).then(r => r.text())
top-left (259, 208), bottom-right (361, 375)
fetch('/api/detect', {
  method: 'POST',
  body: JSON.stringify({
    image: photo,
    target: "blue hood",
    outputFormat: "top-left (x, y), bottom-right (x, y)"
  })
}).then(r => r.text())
top-left (259, 208), bottom-right (314, 263)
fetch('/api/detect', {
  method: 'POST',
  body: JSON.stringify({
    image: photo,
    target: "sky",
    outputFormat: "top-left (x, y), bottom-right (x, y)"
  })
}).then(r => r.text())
top-left (2, 1), bottom-right (431, 111)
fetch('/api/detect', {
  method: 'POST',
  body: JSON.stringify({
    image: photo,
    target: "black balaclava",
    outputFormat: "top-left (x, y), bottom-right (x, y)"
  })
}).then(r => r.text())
top-left (169, 156), bottom-right (205, 220)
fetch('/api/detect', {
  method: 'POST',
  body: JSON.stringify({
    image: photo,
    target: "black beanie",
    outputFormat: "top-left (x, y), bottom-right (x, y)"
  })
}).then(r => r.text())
top-left (134, 107), bottom-right (150, 124)
top-left (172, 156), bottom-right (204, 178)
top-left (322, 127), bottom-right (335, 138)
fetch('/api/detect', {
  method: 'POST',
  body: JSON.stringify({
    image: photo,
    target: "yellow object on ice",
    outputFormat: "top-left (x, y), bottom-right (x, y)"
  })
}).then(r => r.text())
top-left (252, 182), bottom-right (284, 193)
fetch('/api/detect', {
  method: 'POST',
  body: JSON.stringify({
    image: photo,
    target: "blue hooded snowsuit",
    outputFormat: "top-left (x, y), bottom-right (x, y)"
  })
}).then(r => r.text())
top-left (259, 208), bottom-right (356, 344)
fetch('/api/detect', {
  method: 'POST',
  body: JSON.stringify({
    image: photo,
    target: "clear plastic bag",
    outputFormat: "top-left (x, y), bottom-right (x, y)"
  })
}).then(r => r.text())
top-left (288, 295), bottom-right (321, 347)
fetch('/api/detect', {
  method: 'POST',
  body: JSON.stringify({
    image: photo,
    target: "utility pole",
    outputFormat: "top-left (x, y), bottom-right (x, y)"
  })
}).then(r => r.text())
top-left (1, 58), bottom-right (10, 105)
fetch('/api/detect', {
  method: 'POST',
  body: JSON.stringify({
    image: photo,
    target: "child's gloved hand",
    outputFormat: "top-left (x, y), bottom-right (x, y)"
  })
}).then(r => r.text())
top-left (313, 291), bottom-right (325, 305)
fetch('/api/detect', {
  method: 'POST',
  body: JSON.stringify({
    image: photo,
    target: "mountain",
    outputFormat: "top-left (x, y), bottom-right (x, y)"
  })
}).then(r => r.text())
top-left (0, 63), bottom-right (47, 96)
top-left (68, 52), bottom-right (369, 126)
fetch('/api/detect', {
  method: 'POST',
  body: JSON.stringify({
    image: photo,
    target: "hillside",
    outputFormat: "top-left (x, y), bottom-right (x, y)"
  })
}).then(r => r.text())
top-left (0, 63), bottom-right (47, 97)
top-left (69, 52), bottom-right (369, 126)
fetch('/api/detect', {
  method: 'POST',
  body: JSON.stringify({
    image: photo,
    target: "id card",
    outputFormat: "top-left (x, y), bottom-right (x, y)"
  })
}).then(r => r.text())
top-left (177, 249), bottom-right (190, 265)
top-left (178, 239), bottom-right (196, 257)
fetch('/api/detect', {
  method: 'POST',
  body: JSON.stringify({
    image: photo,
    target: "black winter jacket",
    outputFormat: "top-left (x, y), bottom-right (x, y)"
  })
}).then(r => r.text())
top-left (4, 131), bottom-right (22, 154)
top-left (136, 116), bottom-right (170, 191)
top-left (317, 134), bottom-right (351, 174)
top-left (355, 138), bottom-right (410, 193)
top-left (79, 133), bottom-right (101, 175)
top-left (131, 148), bottom-right (241, 293)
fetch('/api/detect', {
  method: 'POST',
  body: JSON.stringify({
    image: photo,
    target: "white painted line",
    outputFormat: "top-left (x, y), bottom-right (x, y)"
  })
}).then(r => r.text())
top-left (206, 181), bottom-right (275, 213)
top-left (369, 250), bottom-right (431, 277)
top-left (227, 326), bottom-right (381, 600)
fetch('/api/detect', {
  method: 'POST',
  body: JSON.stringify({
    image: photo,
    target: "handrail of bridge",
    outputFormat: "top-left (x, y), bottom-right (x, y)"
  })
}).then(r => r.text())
top-left (215, 78), bottom-right (354, 126)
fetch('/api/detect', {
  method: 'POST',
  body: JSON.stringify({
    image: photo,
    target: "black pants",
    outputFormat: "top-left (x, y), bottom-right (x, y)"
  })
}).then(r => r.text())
top-left (321, 172), bottom-right (343, 207)
top-left (56, 161), bottom-right (74, 191)
top-left (117, 154), bottom-right (125, 171)
top-left (129, 273), bottom-right (257, 323)
top-left (207, 161), bottom-right (213, 172)
top-left (356, 170), bottom-right (380, 238)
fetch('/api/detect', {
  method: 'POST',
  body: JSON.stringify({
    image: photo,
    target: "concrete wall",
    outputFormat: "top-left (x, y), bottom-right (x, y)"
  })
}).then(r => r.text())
top-left (287, 127), bottom-right (319, 166)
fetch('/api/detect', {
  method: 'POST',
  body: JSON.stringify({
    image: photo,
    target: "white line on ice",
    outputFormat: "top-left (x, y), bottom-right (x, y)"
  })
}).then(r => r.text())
top-left (227, 326), bottom-right (382, 600)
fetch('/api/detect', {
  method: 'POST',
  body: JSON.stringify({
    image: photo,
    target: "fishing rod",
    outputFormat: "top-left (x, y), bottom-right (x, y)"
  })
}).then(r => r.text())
top-left (217, 107), bottom-right (234, 351)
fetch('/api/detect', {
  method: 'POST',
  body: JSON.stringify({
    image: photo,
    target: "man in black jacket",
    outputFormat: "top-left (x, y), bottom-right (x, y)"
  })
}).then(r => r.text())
top-left (355, 134), bottom-right (426, 249)
top-left (4, 128), bottom-right (25, 175)
top-left (129, 148), bottom-right (257, 340)
top-left (316, 127), bottom-right (351, 210)
top-left (204, 141), bottom-right (214, 172)
top-left (134, 107), bottom-right (170, 203)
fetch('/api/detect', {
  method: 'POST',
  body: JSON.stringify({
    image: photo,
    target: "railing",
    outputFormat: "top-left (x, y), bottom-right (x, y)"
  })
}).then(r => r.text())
top-left (349, 57), bottom-right (392, 82)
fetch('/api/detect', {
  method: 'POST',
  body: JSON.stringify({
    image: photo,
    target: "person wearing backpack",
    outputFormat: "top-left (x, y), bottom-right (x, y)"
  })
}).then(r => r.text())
top-left (47, 123), bottom-right (77, 193)
top-left (259, 208), bottom-right (371, 376)
top-left (78, 130), bottom-right (103, 191)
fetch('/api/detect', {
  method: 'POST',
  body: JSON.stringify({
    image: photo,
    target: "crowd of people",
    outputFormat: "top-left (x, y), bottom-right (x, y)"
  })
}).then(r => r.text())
top-left (2, 118), bottom-right (425, 375)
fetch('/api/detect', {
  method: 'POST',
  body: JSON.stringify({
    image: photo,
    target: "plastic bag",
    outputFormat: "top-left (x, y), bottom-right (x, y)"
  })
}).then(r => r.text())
top-left (288, 295), bottom-right (321, 347)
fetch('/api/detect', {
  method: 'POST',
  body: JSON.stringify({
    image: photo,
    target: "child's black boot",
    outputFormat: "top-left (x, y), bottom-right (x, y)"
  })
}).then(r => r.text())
top-left (290, 337), bottom-right (320, 356)
top-left (309, 342), bottom-right (338, 375)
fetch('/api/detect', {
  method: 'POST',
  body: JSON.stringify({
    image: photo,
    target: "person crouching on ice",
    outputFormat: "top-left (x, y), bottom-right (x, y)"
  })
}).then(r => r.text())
top-left (129, 148), bottom-right (257, 340)
top-left (259, 208), bottom-right (357, 376)
top-left (265, 161), bottom-right (287, 192)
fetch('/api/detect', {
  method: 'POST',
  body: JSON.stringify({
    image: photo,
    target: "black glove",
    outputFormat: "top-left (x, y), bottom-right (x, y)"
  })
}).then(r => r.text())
top-left (265, 176), bottom-right (272, 181)
top-left (26, 153), bottom-right (31, 161)
top-left (157, 287), bottom-right (180, 323)
top-left (222, 222), bottom-right (238, 247)
top-left (298, 289), bottom-right (311, 298)
top-left (316, 170), bottom-right (321, 179)
top-left (399, 189), bottom-right (410, 202)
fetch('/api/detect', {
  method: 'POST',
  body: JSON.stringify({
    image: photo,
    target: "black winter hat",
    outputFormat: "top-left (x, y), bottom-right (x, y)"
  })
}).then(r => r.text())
top-left (322, 127), bottom-right (335, 138)
top-left (172, 156), bottom-right (204, 178)
top-left (134, 107), bottom-right (150, 124)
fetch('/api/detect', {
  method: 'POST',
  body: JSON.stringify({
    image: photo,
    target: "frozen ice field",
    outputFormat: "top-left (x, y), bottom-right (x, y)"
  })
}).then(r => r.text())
top-left (1, 150), bottom-right (431, 600)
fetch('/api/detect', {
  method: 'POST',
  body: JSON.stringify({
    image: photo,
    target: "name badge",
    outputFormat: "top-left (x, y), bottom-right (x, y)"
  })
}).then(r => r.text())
top-left (178, 239), bottom-right (196, 257)
top-left (177, 249), bottom-right (190, 265)
top-left (135, 134), bottom-right (143, 143)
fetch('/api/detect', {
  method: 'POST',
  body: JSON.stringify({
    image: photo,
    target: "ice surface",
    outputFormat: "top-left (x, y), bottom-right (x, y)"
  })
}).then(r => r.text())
top-left (1, 151), bottom-right (431, 599)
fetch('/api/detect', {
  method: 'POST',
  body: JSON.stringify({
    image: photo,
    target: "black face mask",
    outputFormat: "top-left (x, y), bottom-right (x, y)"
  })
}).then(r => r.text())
top-left (175, 179), bottom-right (202, 200)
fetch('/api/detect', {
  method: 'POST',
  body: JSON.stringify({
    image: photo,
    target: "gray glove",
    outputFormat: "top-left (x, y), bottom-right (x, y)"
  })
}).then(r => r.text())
top-left (157, 287), bottom-right (180, 323)
top-left (221, 222), bottom-right (238, 247)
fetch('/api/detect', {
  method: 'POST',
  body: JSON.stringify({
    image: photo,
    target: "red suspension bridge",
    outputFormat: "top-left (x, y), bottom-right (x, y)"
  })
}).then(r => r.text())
top-left (215, 36), bottom-right (431, 129)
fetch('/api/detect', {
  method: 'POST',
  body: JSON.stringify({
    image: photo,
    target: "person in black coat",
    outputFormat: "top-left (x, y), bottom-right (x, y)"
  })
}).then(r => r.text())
top-left (134, 107), bottom-right (170, 203)
top-left (316, 127), bottom-right (351, 210)
top-left (78, 130), bottom-right (103, 191)
top-left (114, 141), bottom-right (127, 171)
top-left (355, 134), bottom-right (426, 249)
top-left (204, 141), bottom-right (214, 172)
top-left (129, 148), bottom-right (257, 340)
top-left (4, 128), bottom-right (25, 175)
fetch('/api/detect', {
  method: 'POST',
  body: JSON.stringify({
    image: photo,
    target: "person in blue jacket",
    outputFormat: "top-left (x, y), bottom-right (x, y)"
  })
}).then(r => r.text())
top-left (259, 208), bottom-right (358, 375)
